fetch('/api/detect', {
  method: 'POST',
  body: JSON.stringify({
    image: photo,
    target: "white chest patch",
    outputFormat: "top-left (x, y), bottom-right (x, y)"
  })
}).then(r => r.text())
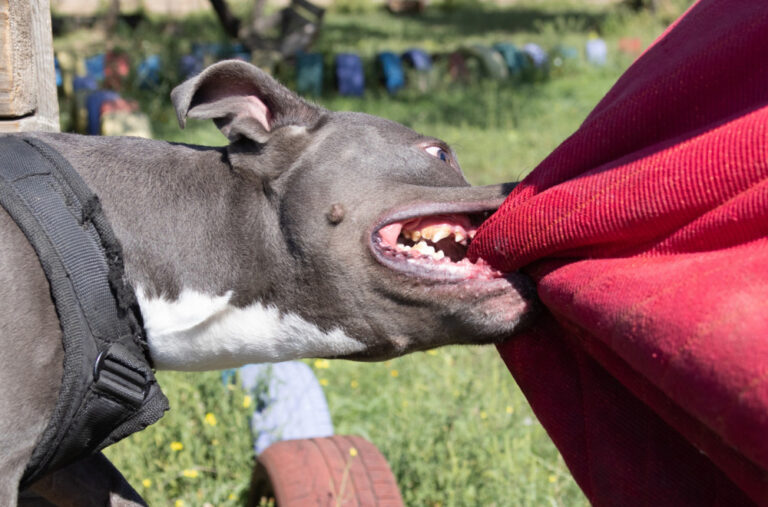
top-left (136, 287), bottom-right (366, 371)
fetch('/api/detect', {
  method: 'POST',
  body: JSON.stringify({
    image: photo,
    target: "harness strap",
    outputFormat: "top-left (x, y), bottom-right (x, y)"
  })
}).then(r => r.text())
top-left (0, 136), bottom-right (168, 489)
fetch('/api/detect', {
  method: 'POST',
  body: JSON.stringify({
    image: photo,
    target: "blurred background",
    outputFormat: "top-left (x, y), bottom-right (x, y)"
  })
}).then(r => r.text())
top-left (50, 0), bottom-right (693, 504)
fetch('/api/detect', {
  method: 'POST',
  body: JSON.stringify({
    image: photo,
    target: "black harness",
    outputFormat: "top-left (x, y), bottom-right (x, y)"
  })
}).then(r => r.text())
top-left (0, 136), bottom-right (168, 489)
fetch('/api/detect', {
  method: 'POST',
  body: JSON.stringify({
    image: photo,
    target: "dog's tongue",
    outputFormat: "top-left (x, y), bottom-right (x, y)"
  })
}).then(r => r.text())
top-left (379, 222), bottom-right (403, 247)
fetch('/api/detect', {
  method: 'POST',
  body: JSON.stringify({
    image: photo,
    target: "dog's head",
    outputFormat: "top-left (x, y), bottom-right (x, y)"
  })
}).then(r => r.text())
top-left (171, 60), bottom-right (537, 361)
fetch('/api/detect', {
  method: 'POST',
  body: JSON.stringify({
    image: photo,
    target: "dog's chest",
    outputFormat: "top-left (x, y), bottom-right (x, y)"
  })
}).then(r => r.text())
top-left (136, 287), bottom-right (365, 370)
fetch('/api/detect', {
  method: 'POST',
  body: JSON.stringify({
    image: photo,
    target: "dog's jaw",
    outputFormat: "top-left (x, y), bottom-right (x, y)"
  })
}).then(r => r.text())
top-left (136, 287), bottom-right (366, 371)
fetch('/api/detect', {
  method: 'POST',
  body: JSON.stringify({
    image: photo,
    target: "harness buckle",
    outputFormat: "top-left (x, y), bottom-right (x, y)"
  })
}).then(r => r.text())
top-left (93, 343), bottom-right (148, 408)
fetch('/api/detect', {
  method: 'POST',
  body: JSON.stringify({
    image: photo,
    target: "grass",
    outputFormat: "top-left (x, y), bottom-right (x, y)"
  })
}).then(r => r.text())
top-left (64, 0), bottom-right (694, 504)
top-left (106, 348), bottom-right (585, 506)
top-left (317, 348), bottom-right (585, 506)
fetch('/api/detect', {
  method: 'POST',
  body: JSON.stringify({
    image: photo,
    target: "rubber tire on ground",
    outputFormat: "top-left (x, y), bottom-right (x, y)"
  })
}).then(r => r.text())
top-left (249, 435), bottom-right (404, 507)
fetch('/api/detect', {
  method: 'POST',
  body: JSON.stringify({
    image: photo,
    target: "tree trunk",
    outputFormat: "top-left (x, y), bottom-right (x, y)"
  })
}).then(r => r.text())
top-left (209, 0), bottom-right (241, 39)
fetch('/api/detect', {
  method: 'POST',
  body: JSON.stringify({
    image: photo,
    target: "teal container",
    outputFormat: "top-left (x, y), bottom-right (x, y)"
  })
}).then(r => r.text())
top-left (296, 53), bottom-right (324, 96)
top-left (493, 42), bottom-right (530, 76)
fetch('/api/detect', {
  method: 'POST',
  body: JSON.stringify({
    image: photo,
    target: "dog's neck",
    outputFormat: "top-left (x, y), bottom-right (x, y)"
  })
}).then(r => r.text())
top-left (135, 287), bottom-right (364, 370)
top-left (42, 134), bottom-right (364, 370)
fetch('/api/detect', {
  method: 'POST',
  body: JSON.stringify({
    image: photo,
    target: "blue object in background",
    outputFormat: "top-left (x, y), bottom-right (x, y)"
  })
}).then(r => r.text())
top-left (586, 38), bottom-right (608, 66)
top-left (555, 45), bottom-right (580, 61)
top-left (192, 42), bottom-right (224, 60)
top-left (137, 55), bottom-right (161, 89)
top-left (522, 43), bottom-right (548, 68)
top-left (335, 53), bottom-right (365, 97)
top-left (240, 362), bottom-right (334, 455)
top-left (402, 48), bottom-right (432, 71)
top-left (221, 368), bottom-right (237, 386)
top-left (85, 90), bottom-right (120, 135)
top-left (54, 57), bottom-right (62, 87)
top-left (229, 43), bottom-right (252, 62)
top-left (73, 75), bottom-right (99, 92)
top-left (189, 41), bottom-right (249, 62)
top-left (85, 54), bottom-right (105, 82)
top-left (180, 53), bottom-right (204, 79)
top-left (377, 52), bottom-right (405, 94)
top-left (296, 52), bottom-right (324, 96)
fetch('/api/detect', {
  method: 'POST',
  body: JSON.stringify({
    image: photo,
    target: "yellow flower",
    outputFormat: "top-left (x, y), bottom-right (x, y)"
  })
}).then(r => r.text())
top-left (480, 411), bottom-right (488, 420)
top-left (141, 478), bottom-right (152, 488)
top-left (548, 474), bottom-right (557, 483)
top-left (242, 394), bottom-right (252, 409)
top-left (427, 349), bottom-right (438, 356)
top-left (170, 441), bottom-right (184, 452)
top-left (314, 359), bottom-right (330, 369)
top-left (349, 447), bottom-right (358, 457)
top-left (228, 493), bottom-right (237, 500)
top-left (319, 378), bottom-right (329, 386)
top-left (182, 469), bottom-right (199, 479)
top-left (212, 438), bottom-right (220, 446)
top-left (350, 379), bottom-right (359, 389)
top-left (390, 369), bottom-right (399, 378)
top-left (174, 500), bottom-right (184, 507)
top-left (506, 405), bottom-right (514, 414)
top-left (204, 412), bottom-right (217, 426)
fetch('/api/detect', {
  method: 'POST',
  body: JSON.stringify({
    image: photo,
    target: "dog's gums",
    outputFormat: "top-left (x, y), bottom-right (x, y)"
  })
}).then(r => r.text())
top-left (372, 211), bottom-right (503, 281)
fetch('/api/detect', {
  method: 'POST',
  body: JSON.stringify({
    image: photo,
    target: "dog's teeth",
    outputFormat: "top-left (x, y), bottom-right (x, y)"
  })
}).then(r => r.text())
top-left (454, 231), bottom-right (466, 243)
top-left (468, 230), bottom-right (477, 239)
top-left (411, 230), bottom-right (421, 241)
top-left (430, 228), bottom-right (451, 243)
top-left (433, 250), bottom-right (445, 260)
top-left (412, 240), bottom-right (434, 255)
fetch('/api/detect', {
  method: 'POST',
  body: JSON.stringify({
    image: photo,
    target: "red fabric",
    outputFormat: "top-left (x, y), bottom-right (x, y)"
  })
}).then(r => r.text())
top-left (467, 1), bottom-right (768, 505)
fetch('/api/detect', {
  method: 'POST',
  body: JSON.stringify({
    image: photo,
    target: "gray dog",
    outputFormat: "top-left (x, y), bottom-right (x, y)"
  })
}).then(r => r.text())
top-left (1, 60), bottom-right (536, 505)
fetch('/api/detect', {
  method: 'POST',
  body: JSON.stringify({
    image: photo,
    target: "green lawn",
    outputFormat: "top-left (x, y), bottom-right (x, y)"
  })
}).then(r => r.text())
top-left (82, 1), bottom-right (692, 504)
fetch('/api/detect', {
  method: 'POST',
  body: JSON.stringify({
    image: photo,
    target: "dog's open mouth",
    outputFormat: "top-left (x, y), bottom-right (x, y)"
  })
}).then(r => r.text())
top-left (371, 205), bottom-right (503, 281)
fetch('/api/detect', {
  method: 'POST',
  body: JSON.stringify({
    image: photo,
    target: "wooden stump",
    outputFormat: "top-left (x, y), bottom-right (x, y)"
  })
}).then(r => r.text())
top-left (0, 0), bottom-right (59, 133)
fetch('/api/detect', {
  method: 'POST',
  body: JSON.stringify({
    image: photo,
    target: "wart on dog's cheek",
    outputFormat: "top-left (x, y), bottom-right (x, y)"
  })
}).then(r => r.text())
top-left (326, 203), bottom-right (346, 224)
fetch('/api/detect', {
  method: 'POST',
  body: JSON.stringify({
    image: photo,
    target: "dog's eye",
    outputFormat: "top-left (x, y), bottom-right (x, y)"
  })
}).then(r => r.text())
top-left (425, 145), bottom-right (451, 163)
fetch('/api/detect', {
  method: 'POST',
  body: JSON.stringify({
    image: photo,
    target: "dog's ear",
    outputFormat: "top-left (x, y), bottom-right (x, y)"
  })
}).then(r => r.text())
top-left (171, 60), bottom-right (322, 143)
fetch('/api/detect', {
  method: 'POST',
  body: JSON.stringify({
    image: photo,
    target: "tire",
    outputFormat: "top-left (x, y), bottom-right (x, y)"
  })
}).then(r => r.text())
top-left (249, 435), bottom-right (404, 507)
top-left (240, 362), bottom-right (335, 454)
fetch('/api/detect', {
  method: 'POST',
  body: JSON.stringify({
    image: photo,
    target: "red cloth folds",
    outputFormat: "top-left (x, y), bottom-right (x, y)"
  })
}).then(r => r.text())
top-left (467, 1), bottom-right (768, 504)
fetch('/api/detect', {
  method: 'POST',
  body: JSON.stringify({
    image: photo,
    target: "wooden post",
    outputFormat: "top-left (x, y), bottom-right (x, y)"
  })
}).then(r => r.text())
top-left (0, 0), bottom-right (59, 132)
